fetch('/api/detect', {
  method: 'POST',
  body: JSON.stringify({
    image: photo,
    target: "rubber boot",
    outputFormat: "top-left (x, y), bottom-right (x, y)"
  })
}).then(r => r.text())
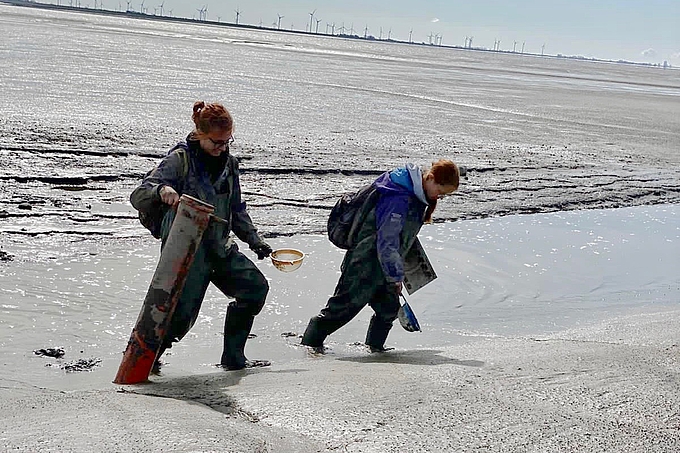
top-left (300, 316), bottom-right (327, 348)
top-left (365, 315), bottom-right (393, 352)
top-left (220, 304), bottom-right (255, 370)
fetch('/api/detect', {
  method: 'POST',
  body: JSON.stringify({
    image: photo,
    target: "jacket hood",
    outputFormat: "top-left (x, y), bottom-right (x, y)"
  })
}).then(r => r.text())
top-left (374, 163), bottom-right (428, 205)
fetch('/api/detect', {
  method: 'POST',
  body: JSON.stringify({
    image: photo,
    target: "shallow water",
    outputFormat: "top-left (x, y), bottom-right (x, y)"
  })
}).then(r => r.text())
top-left (0, 204), bottom-right (677, 391)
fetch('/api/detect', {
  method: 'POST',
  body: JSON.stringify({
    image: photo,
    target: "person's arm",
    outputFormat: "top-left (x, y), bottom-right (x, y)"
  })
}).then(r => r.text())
top-left (130, 151), bottom-right (185, 212)
top-left (375, 193), bottom-right (410, 284)
top-left (229, 158), bottom-right (271, 258)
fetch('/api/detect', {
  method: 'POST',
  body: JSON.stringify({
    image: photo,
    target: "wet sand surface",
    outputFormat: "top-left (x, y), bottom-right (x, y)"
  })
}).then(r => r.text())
top-left (2, 308), bottom-right (679, 452)
top-left (1, 205), bottom-right (678, 452)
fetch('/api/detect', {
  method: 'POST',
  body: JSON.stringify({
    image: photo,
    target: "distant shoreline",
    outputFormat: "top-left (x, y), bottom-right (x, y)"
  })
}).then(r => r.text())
top-left (1, 0), bottom-right (673, 69)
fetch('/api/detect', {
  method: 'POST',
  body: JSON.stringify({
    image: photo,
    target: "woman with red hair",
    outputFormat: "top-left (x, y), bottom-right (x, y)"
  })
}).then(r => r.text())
top-left (131, 101), bottom-right (272, 370)
top-left (302, 159), bottom-right (460, 352)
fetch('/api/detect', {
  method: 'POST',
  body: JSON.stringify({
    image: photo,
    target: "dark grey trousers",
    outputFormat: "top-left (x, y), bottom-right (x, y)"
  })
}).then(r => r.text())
top-left (301, 251), bottom-right (400, 348)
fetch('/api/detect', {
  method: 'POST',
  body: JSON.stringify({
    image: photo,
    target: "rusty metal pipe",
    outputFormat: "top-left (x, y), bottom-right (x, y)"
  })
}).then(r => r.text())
top-left (113, 194), bottom-right (214, 384)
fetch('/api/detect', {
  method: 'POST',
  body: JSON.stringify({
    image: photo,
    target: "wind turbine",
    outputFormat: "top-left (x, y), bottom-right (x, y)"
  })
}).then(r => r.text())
top-left (235, 7), bottom-right (241, 25)
top-left (315, 18), bottom-right (321, 34)
top-left (277, 13), bottom-right (283, 29)
top-left (521, 41), bottom-right (525, 54)
top-left (363, 24), bottom-right (368, 39)
top-left (409, 28), bottom-right (413, 43)
top-left (196, 6), bottom-right (206, 21)
top-left (139, 0), bottom-right (144, 14)
top-left (158, 1), bottom-right (163, 16)
top-left (541, 43), bottom-right (545, 55)
top-left (308, 9), bottom-right (316, 33)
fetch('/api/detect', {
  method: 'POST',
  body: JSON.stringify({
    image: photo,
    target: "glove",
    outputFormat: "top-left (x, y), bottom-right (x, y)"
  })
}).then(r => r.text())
top-left (251, 242), bottom-right (273, 260)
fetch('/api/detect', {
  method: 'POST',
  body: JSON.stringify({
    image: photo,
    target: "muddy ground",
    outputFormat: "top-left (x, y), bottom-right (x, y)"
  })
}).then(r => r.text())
top-left (1, 135), bottom-right (679, 243)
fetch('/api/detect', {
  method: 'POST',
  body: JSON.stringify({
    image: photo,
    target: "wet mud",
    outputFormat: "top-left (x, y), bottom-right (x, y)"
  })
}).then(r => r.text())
top-left (1, 4), bottom-right (678, 255)
top-left (34, 347), bottom-right (102, 372)
top-left (1, 141), bottom-right (678, 245)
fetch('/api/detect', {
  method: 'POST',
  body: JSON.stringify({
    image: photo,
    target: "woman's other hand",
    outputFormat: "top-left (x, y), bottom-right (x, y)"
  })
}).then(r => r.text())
top-left (159, 185), bottom-right (180, 207)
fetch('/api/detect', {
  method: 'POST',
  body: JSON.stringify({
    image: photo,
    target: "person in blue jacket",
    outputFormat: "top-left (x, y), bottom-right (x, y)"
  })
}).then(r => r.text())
top-left (301, 159), bottom-right (460, 352)
top-left (130, 101), bottom-right (273, 370)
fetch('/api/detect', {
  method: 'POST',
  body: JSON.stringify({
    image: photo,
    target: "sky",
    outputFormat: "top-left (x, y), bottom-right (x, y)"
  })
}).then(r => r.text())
top-left (90, 1), bottom-right (678, 64)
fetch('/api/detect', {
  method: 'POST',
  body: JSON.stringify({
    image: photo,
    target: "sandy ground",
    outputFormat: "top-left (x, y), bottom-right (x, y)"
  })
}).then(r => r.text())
top-left (2, 307), bottom-right (678, 452)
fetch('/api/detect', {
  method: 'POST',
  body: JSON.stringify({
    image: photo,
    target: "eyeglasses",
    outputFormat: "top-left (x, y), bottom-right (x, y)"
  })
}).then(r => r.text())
top-left (208, 135), bottom-right (234, 148)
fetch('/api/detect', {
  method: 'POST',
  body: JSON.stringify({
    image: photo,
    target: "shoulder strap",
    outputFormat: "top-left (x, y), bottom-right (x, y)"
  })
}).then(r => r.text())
top-left (347, 185), bottom-right (380, 245)
top-left (177, 148), bottom-right (189, 178)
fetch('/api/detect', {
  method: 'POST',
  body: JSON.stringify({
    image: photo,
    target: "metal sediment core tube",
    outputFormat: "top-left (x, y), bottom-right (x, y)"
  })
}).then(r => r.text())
top-left (114, 194), bottom-right (214, 384)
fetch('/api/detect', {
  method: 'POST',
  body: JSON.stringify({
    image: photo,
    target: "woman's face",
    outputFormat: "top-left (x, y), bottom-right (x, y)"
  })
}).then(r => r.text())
top-left (199, 129), bottom-right (233, 157)
top-left (423, 175), bottom-right (457, 201)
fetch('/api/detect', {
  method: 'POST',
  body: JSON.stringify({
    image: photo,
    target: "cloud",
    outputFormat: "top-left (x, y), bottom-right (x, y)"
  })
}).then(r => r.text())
top-left (641, 48), bottom-right (657, 58)
top-left (431, 18), bottom-right (439, 23)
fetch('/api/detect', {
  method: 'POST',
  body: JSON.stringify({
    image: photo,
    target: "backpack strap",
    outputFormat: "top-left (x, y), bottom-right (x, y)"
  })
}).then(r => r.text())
top-left (177, 148), bottom-right (188, 179)
top-left (347, 185), bottom-right (380, 247)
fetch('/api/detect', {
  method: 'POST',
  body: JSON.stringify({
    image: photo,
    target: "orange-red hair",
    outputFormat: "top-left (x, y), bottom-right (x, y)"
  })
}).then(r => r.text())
top-left (191, 101), bottom-right (233, 136)
top-left (424, 159), bottom-right (460, 223)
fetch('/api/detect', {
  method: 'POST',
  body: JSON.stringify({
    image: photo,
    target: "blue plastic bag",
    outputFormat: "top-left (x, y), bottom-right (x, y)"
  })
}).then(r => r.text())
top-left (397, 295), bottom-right (421, 332)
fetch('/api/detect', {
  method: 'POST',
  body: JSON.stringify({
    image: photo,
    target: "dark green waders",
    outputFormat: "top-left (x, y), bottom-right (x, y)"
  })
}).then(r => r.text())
top-left (301, 249), bottom-right (400, 350)
top-left (155, 215), bottom-right (269, 371)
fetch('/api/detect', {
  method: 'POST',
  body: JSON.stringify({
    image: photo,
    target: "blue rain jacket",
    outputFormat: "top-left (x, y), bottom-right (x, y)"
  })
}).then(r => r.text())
top-left (370, 163), bottom-right (429, 282)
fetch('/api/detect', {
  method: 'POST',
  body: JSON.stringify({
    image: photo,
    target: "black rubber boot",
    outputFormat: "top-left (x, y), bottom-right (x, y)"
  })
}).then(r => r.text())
top-left (220, 304), bottom-right (255, 370)
top-left (365, 315), bottom-right (393, 352)
top-left (300, 316), bottom-right (327, 348)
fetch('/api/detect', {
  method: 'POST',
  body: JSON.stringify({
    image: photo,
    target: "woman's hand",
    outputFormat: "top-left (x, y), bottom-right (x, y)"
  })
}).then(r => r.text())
top-left (159, 185), bottom-right (180, 207)
top-left (251, 242), bottom-right (273, 260)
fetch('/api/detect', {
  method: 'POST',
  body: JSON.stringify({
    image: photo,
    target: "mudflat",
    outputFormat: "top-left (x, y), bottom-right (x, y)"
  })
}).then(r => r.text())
top-left (2, 308), bottom-right (678, 452)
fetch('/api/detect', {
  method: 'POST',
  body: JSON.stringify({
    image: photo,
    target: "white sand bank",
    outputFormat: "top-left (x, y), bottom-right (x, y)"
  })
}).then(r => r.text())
top-left (2, 307), bottom-right (678, 452)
